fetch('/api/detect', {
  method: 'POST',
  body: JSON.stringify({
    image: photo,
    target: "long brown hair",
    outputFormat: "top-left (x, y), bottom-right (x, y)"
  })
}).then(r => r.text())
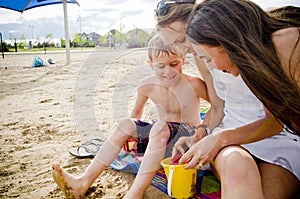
top-left (187, 0), bottom-right (300, 135)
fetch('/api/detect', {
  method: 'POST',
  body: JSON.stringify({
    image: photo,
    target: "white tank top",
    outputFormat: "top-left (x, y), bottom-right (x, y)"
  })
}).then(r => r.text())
top-left (209, 69), bottom-right (300, 181)
top-left (209, 69), bottom-right (265, 130)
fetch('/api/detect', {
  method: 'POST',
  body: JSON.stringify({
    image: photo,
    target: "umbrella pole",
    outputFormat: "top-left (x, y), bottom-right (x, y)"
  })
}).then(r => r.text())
top-left (0, 32), bottom-right (4, 59)
top-left (63, 0), bottom-right (71, 65)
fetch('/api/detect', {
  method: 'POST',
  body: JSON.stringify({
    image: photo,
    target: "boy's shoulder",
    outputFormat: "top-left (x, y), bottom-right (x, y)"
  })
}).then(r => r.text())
top-left (139, 74), bottom-right (158, 85)
top-left (182, 72), bottom-right (204, 82)
top-left (137, 75), bottom-right (158, 91)
top-left (182, 72), bottom-right (206, 91)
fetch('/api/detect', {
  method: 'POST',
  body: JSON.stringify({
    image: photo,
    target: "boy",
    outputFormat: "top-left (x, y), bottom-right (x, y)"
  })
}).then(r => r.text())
top-left (52, 34), bottom-right (209, 199)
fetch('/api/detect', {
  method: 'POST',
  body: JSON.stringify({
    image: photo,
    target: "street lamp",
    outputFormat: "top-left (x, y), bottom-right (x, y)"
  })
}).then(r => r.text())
top-left (77, 15), bottom-right (82, 50)
top-left (28, 25), bottom-right (34, 48)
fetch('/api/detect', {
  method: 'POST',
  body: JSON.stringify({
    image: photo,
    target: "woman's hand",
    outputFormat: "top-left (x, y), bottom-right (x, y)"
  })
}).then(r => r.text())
top-left (179, 133), bottom-right (223, 169)
top-left (172, 128), bottom-right (207, 157)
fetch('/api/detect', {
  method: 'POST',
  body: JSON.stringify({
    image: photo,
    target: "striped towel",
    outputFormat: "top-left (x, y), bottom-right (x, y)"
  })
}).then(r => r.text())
top-left (151, 169), bottom-right (221, 199)
top-left (110, 152), bottom-right (221, 198)
top-left (109, 152), bottom-right (141, 173)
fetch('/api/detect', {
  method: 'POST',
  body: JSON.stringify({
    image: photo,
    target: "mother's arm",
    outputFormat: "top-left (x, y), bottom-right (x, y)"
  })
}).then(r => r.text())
top-left (193, 56), bottom-right (224, 135)
top-left (171, 56), bottom-right (224, 155)
top-left (179, 107), bottom-right (283, 168)
top-left (220, 109), bottom-right (282, 145)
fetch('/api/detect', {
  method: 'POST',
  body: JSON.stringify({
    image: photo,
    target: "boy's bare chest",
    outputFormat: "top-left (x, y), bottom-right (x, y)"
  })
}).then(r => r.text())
top-left (151, 89), bottom-right (196, 114)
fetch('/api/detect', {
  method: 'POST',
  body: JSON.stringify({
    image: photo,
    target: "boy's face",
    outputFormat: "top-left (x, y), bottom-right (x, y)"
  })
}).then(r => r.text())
top-left (149, 53), bottom-right (184, 84)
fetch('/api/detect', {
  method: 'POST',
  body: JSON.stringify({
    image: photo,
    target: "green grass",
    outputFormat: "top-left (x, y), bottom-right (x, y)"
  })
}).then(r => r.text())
top-left (9, 47), bottom-right (97, 52)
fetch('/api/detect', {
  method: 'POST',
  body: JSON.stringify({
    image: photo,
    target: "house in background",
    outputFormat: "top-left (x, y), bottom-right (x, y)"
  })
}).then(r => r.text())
top-left (125, 28), bottom-right (151, 48)
top-left (87, 32), bottom-right (101, 46)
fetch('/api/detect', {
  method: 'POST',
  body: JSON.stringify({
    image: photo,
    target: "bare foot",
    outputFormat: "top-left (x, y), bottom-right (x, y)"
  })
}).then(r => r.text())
top-left (52, 163), bottom-right (87, 199)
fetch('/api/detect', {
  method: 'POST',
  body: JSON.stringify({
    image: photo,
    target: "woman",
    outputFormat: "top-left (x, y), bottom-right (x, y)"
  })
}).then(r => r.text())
top-left (187, 0), bottom-right (300, 135)
top-left (155, 0), bottom-right (300, 198)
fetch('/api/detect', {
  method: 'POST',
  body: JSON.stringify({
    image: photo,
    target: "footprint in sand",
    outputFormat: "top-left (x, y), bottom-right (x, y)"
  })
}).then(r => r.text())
top-left (39, 99), bottom-right (53, 103)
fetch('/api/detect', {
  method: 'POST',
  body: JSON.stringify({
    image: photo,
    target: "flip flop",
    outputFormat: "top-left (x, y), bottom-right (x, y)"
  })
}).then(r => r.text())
top-left (83, 138), bottom-right (105, 147)
top-left (69, 138), bottom-right (105, 158)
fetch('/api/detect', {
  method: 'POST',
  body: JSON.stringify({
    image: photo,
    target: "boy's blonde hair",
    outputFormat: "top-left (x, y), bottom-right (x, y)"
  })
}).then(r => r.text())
top-left (147, 34), bottom-right (182, 61)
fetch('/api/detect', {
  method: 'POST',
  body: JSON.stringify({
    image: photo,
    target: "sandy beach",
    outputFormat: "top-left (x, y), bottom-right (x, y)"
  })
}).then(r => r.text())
top-left (0, 49), bottom-right (207, 198)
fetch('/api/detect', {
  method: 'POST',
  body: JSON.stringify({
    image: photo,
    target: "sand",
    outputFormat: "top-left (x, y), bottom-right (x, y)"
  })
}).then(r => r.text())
top-left (0, 49), bottom-right (207, 198)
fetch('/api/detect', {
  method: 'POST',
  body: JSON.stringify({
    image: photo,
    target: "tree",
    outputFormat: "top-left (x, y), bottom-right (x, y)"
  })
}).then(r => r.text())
top-left (87, 40), bottom-right (95, 47)
top-left (98, 35), bottom-right (107, 46)
top-left (46, 33), bottom-right (53, 42)
top-left (137, 30), bottom-right (151, 47)
top-left (81, 37), bottom-right (87, 47)
top-left (19, 34), bottom-right (26, 49)
top-left (72, 33), bottom-right (81, 47)
top-left (115, 30), bottom-right (126, 45)
top-left (60, 38), bottom-right (65, 48)
top-left (0, 42), bottom-right (9, 52)
top-left (46, 33), bottom-right (53, 40)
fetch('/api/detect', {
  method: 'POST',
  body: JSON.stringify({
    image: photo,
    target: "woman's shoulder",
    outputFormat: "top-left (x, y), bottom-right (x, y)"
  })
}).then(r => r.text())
top-left (272, 27), bottom-right (299, 49)
top-left (273, 27), bottom-right (300, 73)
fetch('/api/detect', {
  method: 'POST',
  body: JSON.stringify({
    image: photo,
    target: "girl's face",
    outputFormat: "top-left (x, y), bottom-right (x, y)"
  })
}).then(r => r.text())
top-left (158, 21), bottom-right (194, 54)
top-left (192, 43), bottom-right (240, 76)
top-left (149, 53), bottom-right (184, 85)
top-left (159, 21), bottom-right (239, 76)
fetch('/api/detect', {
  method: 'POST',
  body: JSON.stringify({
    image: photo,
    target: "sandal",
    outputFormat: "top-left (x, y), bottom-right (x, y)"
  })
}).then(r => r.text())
top-left (69, 138), bottom-right (105, 158)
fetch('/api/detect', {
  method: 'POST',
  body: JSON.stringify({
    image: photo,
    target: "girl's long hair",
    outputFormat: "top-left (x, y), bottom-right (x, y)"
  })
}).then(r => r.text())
top-left (187, 0), bottom-right (300, 135)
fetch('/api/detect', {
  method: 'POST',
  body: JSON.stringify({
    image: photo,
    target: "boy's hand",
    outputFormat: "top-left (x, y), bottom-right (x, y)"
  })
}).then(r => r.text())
top-left (172, 136), bottom-right (193, 158)
top-left (171, 153), bottom-right (182, 164)
top-left (172, 136), bottom-right (194, 161)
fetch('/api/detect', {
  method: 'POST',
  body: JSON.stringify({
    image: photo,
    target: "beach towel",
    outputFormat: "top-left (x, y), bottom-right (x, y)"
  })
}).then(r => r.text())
top-left (109, 152), bottom-right (221, 199)
top-left (109, 152), bottom-right (142, 173)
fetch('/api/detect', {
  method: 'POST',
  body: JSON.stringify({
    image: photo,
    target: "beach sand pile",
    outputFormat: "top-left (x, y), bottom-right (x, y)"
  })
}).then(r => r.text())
top-left (0, 49), bottom-right (208, 198)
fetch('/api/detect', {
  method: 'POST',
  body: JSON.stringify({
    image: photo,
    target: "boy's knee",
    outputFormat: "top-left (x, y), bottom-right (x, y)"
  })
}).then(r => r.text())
top-left (149, 121), bottom-right (170, 140)
top-left (116, 118), bottom-right (137, 137)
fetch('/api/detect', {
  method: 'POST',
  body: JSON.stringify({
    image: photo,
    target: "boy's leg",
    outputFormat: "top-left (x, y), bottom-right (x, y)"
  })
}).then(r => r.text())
top-left (52, 118), bottom-right (137, 199)
top-left (124, 121), bottom-right (170, 199)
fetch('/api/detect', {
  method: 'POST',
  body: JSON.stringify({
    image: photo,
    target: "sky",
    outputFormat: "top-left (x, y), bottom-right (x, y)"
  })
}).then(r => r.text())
top-left (0, 0), bottom-right (299, 41)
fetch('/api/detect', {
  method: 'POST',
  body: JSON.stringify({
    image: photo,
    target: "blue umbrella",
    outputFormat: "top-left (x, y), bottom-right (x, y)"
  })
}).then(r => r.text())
top-left (0, 0), bottom-right (80, 64)
top-left (0, 0), bottom-right (79, 13)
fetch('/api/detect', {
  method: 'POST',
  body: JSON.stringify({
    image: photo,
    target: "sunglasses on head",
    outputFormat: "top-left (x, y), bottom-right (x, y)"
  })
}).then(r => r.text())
top-left (155, 0), bottom-right (195, 17)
